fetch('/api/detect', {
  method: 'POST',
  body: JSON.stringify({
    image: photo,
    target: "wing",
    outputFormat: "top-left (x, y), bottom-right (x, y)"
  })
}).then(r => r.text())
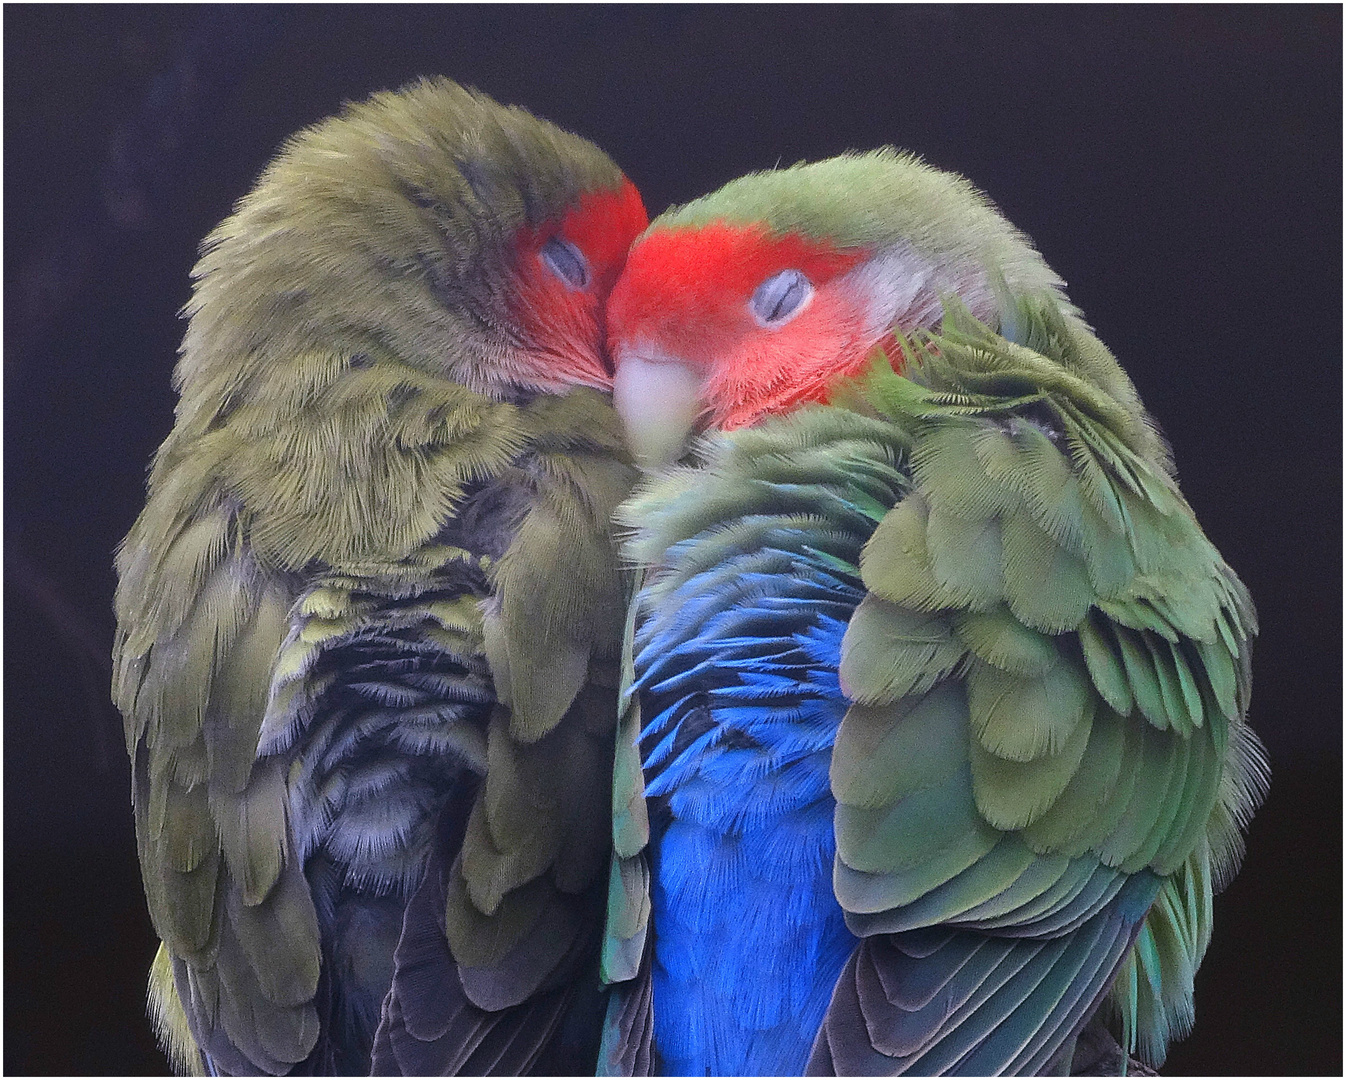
top-left (118, 362), bottom-right (629, 1074)
top-left (115, 507), bottom-right (321, 1075)
top-left (116, 472), bottom-right (509, 1074)
top-left (116, 354), bottom-right (503, 1073)
top-left (374, 389), bottom-right (635, 1075)
top-left (812, 297), bottom-right (1266, 1074)
top-left (595, 570), bottom-right (655, 1076)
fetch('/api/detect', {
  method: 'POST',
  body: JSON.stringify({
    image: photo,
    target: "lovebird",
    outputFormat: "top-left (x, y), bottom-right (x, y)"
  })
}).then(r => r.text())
top-left (598, 150), bottom-right (1267, 1076)
top-left (112, 78), bottom-right (647, 1075)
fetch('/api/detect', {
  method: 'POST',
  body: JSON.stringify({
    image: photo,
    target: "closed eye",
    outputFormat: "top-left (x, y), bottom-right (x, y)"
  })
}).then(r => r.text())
top-left (540, 236), bottom-right (590, 290)
top-left (750, 269), bottom-right (813, 326)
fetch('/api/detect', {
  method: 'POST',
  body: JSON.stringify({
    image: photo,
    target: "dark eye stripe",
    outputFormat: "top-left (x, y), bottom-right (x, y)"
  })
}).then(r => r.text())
top-left (540, 236), bottom-right (590, 290)
top-left (750, 269), bottom-right (812, 326)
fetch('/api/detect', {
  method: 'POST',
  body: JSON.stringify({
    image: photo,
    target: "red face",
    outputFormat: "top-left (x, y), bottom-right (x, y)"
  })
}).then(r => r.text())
top-left (507, 178), bottom-right (649, 391)
top-left (606, 222), bottom-right (883, 430)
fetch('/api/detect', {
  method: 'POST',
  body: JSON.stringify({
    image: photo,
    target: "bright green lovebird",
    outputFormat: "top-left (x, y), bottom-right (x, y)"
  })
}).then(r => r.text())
top-left (598, 150), bottom-right (1266, 1076)
top-left (113, 78), bottom-right (647, 1075)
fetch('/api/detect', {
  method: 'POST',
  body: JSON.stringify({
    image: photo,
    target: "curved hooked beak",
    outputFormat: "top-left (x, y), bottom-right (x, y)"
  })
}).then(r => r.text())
top-left (612, 347), bottom-right (707, 469)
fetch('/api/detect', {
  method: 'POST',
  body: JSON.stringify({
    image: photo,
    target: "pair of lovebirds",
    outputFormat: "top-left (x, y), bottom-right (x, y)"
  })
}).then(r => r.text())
top-left (115, 78), bottom-right (1265, 1077)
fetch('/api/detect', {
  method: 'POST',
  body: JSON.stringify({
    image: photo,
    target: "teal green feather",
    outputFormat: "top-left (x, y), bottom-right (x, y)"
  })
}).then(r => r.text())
top-left (1019, 705), bottom-right (1128, 856)
top-left (838, 597), bottom-right (966, 706)
top-left (836, 766), bottom-right (997, 874)
top-left (970, 698), bottom-right (1094, 830)
top-left (1077, 613), bottom-right (1136, 717)
top-left (967, 656), bottom-right (1091, 763)
top-left (829, 684), bottom-right (968, 810)
top-left (827, 294), bottom-right (1264, 1066)
top-left (925, 504), bottom-right (1006, 610)
top-left (954, 607), bottom-right (1058, 677)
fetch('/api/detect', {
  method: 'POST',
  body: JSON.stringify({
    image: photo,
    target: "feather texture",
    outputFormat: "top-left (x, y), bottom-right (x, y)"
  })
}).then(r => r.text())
top-left (115, 78), bottom-right (643, 1075)
top-left (603, 291), bottom-right (1263, 1074)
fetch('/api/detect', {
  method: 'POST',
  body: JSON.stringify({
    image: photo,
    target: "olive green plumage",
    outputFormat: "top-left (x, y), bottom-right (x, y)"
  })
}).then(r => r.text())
top-left (114, 78), bottom-right (634, 1074)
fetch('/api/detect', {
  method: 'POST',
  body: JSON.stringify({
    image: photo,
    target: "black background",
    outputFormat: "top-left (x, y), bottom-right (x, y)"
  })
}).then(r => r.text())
top-left (5, 5), bottom-right (1340, 1075)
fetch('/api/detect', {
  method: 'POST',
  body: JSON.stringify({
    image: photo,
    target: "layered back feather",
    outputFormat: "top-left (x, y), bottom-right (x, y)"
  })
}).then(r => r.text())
top-left (602, 287), bottom-right (1265, 1074)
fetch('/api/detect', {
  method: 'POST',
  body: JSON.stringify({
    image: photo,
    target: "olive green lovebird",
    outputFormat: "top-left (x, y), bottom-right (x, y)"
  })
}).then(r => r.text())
top-left (112, 78), bottom-right (647, 1075)
top-left (598, 150), bottom-right (1266, 1075)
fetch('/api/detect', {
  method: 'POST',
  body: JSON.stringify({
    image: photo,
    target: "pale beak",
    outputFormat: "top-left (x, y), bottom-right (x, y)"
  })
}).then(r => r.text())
top-left (612, 348), bottom-right (706, 469)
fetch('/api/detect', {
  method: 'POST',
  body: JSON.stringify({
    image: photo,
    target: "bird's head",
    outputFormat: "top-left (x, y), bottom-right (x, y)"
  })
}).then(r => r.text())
top-left (607, 149), bottom-right (1081, 467)
top-left (180, 77), bottom-right (647, 402)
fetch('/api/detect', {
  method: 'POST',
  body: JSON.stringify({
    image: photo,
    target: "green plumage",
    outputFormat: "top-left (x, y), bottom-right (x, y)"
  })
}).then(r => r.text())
top-left (608, 238), bottom-right (1263, 1074)
top-left (114, 78), bottom-right (636, 1074)
top-left (597, 145), bottom-right (1265, 1074)
top-left (824, 294), bottom-right (1267, 1066)
top-left (653, 149), bottom-right (1071, 312)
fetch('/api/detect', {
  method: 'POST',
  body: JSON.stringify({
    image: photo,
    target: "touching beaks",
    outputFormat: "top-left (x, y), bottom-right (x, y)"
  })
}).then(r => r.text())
top-left (612, 348), bottom-right (707, 469)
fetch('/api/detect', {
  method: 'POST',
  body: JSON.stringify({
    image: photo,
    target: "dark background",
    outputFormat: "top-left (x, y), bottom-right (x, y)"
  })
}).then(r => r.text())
top-left (5, 5), bottom-right (1340, 1075)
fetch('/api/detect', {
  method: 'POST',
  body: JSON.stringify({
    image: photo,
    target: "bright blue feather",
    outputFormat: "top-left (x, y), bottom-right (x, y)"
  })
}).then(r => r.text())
top-left (633, 505), bottom-right (878, 1074)
top-left (618, 416), bottom-right (1173, 1075)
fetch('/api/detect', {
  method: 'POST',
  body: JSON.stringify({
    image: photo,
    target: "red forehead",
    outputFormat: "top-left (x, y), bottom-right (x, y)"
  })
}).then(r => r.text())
top-left (503, 176), bottom-right (646, 390)
top-left (607, 222), bottom-right (865, 357)
top-left (558, 178), bottom-right (648, 271)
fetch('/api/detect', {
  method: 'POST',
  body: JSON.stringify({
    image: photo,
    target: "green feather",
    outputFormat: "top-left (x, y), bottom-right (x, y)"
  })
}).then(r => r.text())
top-left (1097, 725), bottom-right (1180, 871)
top-left (1011, 422), bottom-right (1088, 556)
top-left (222, 857), bottom-right (321, 1009)
top-left (443, 866), bottom-right (551, 969)
top-left (966, 656), bottom-right (1090, 763)
top-left (148, 945), bottom-right (206, 1075)
top-left (211, 768), bottom-right (287, 912)
top-left (1077, 612), bottom-right (1135, 717)
top-left (847, 835), bottom-right (1040, 933)
top-left (858, 493), bottom-right (956, 612)
top-left (1195, 637), bottom-right (1240, 722)
top-left (1114, 626), bottom-right (1169, 730)
top-left (484, 439), bottom-right (629, 742)
top-left (971, 423), bottom-right (1032, 492)
top-left (955, 606), bottom-right (1058, 677)
top-left (831, 682), bottom-right (969, 809)
top-left (603, 853), bottom-right (650, 945)
top-left (600, 854), bottom-right (650, 984)
top-left (1152, 730), bottom-right (1222, 875)
top-left (970, 697), bottom-right (1094, 829)
top-left (1076, 497), bottom-right (1137, 599)
top-left (911, 419), bottom-right (1020, 521)
top-left (835, 764), bottom-right (992, 873)
top-left (839, 596), bottom-right (966, 706)
top-left (159, 779), bottom-right (217, 874)
top-left (1001, 509), bottom-right (1093, 634)
top-left (1020, 703), bottom-right (1128, 855)
top-left (1126, 729), bottom-right (1194, 872)
top-left (925, 503), bottom-right (1005, 610)
top-left (1098, 595), bottom-right (1181, 643)
top-left (834, 814), bottom-right (1001, 914)
top-left (611, 702), bottom-right (649, 860)
top-left (971, 857), bottom-right (1106, 930)
top-left (950, 848), bottom-right (1075, 925)
top-left (1143, 633), bottom-right (1193, 737)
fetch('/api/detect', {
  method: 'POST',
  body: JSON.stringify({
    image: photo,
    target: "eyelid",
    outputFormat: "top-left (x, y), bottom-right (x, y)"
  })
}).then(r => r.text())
top-left (750, 269), bottom-right (813, 326)
top-left (540, 236), bottom-right (591, 290)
